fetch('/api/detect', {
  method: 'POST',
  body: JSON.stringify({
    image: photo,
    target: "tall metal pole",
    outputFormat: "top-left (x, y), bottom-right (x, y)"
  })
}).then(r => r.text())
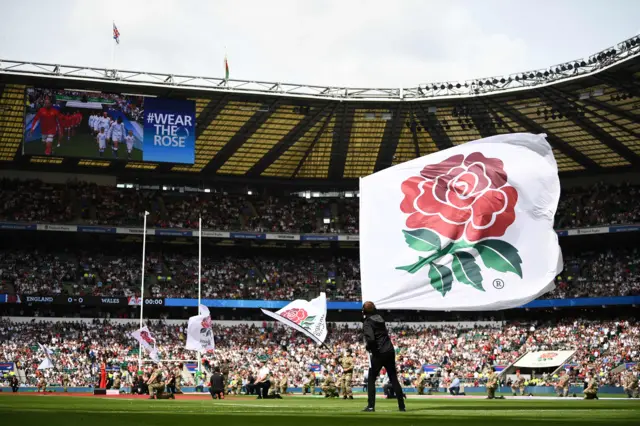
top-left (138, 211), bottom-right (149, 370)
top-left (197, 217), bottom-right (202, 373)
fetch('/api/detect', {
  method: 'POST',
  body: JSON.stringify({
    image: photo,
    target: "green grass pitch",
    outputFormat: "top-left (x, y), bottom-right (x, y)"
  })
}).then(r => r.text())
top-left (23, 132), bottom-right (143, 161)
top-left (1, 395), bottom-right (639, 426)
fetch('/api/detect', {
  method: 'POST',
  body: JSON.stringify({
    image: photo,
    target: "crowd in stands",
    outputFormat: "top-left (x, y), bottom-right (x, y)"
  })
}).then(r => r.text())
top-left (2, 179), bottom-right (640, 233)
top-left (0, 317), bottom-right (637, 389)
top-left (1, 246), bottom-right (639, 301)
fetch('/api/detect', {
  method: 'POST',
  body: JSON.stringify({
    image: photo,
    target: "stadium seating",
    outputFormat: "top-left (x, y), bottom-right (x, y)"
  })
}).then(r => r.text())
top-left (1, 318), bottom-right (636, 389)
top-left (2, 179), bottom-right (640, 232)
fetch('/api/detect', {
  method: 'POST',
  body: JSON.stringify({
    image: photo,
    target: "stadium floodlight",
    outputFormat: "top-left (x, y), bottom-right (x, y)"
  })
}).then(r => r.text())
top-left (247, 190), bottom-right (252, 195)
top-left (204, 188), bottom-right (211, 193)
top-left (323, 218), bottom-right (331, 224)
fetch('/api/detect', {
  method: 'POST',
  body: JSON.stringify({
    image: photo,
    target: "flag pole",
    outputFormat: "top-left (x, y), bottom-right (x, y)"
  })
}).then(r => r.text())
top-left (197, 216), bottom-right (202, 373)
top-left (138, 210), bottom-right (149, 370)
top-left (111, 21), bottom-right (115, 71)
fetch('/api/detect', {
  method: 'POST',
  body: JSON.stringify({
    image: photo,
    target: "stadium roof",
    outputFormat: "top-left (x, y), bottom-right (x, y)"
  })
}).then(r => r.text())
top-left (0, 35), bottom-right (639, 186)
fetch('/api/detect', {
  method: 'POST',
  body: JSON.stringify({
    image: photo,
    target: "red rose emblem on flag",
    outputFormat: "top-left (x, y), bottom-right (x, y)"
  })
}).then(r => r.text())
top-left (280, 308), bottom-right (308, 325)
top-left (400, 152), bottom-right (517, 242)
top-left (396, 152), bottom-right (523, 296)
top-left (139, 331), bottom-right (154, 345)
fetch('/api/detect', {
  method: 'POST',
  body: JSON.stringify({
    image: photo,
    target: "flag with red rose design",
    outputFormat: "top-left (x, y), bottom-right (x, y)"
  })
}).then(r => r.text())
top-left (186, 304), bottom-right (215, 352)
top-left (131, 326), bottom-right (160, 361)
top-left (261, 292), bottom-right (328, 346)
top-left (360, 133), bottom-right (562, 311)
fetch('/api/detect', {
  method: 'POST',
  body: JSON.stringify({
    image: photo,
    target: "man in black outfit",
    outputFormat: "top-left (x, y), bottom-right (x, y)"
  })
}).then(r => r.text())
top-left (10, 374), bottom-right (19, 393)
top-left (209, 368), bottom-right (225, 400)
top-left (362, 301), bottom-right (406, 412)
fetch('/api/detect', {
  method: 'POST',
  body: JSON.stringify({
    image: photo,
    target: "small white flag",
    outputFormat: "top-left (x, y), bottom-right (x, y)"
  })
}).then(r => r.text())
top-left (37, 342), bottom-right (55, 370)
top-left (360, 133), bottom-right (562, 311)
top-left (185, 304), bottom-right (215, 352)
top-left (261, 292), bottom-right (328, 346)
top-left (131, 326), bottom-right (160, 361)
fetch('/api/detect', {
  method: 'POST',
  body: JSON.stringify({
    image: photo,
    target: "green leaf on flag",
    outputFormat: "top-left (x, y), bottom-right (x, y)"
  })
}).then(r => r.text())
top-left (452, 251), bottom-right (484, 291)
top-left (474, 239), bottom-right (523, 278)
top-left (402, 229), bottom-right (441, 252)
top-left (396, 256), bottom-right (431, 274)
top-left (428, 263), bottom-right (453, 296)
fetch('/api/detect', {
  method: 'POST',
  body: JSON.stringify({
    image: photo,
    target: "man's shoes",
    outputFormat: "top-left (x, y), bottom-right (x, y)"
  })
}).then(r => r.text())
top-left (256, 396), bottom-right (262, 399)
top-left (148, 396), bottom-right (155, 400)
top-left (399, 407), bottom-right (406, 412)
top-left (362, 407), bottom-right (375, 412)
top-left (343, 396), bottom-right (348, 400)
top-left (170, 394), bottom-right (175, 400)
top-left (325, 394), bottom-right (330, 398)
top-left (349, 396), bottom-right (354, 400)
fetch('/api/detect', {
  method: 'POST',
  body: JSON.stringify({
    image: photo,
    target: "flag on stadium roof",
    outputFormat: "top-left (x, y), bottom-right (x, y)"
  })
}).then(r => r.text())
top-left (360, 133), bottom-right (563, 311)
top-left (224, 54), bottom-right (229, 80)
top-left (113, 22), bottom-right (120, 44)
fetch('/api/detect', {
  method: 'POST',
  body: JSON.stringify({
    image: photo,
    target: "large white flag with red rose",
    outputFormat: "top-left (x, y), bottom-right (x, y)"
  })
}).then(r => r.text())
top-left (360, 133), bottom-right (562, 311)
top-left (261, 292), bottom-right (328, 346)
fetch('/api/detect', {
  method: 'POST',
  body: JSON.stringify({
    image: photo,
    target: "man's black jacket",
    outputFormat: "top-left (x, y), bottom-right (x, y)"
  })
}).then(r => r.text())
top-left (210, 372), bottom-right (225, 392)
top-left (363, 314), bottom-right (394, 355)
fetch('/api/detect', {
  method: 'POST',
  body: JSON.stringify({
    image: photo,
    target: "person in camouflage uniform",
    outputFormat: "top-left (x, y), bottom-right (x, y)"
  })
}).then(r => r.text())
top-left (279, 374), bottom-right (288, 395)
top-left (511, 371), bottom-right (526, 396)
top-left (173, 363), bottom-right (183, 394)
top-left (303, 372), bottom-right (316, 395)
top-left (147, 365), bottom-right (174, 399)
top-left (235, 374), bottom-right (243, 395)
top-left (623, 370), bottom-right (638, 398)
top-left (221, 360), bottom-right (230, 395)
top-left (556, 371), bottom-right (570, 397)
top-left (61, 373), bottom-right (70, 392)
top-left (340, 349), bottom-right (354, 399)
top-left (322, 371), bottom-right (338, 398)
top-left (583, 374), bottom-right (599, 400)
top-left (486, 371), bottom-right (499, 399)
top-left (415, 372), bottom-right (428, 395)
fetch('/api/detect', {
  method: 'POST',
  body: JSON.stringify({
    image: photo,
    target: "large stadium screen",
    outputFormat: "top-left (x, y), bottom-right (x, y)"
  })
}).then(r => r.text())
top-left (22, 87), bottom-right (195, 164)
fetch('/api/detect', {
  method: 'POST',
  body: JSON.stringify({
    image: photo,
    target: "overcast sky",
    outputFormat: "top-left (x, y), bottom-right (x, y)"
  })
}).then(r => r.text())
top-left (1, 0), bottom-right (639, 88)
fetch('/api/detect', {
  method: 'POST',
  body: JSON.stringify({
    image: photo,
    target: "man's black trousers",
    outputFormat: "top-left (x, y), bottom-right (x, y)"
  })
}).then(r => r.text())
top-left (367, 351), bottom-right (405, 409)
top-left (254, 380), bottom-right (271, 398)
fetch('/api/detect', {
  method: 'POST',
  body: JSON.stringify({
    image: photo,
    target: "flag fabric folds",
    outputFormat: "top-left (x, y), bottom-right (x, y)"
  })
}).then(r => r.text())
top-left (113, 22), bottom-right (120, 44)
top-left (360, 133), bottom-right (562, 311)
top-left (185, 304), bottom-right (215, 352)
top-left (131, 326), bottom-right (160, 361)
top-left (37, 342), bottom-right (55, 370)
top-left (261, 292), bottom-right (328, 345)
top-left (224, 55), bottom-right (229, 80)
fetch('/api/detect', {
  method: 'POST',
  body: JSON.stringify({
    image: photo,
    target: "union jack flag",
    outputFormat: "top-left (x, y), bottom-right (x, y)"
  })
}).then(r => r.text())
top-left (113, 22), bottom-right (120, 44)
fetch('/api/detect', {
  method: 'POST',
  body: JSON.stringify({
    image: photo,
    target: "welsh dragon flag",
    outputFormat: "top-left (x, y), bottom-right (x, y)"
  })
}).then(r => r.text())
top-left (261, 293), bottom-right (328, 346)
top-left (360, 133), bottom-right (562, 311)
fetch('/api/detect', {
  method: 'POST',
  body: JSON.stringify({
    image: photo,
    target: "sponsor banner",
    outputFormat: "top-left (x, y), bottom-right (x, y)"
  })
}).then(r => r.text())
top-left (300, 235), bottom-right (339, 242)
top-left (567, 227), bottom-right (609, 236)
top-left (523, 295), bottom-right (640, 308)
top-left (127, 296), bottom-right (164, 306)
top-left (338, 235), bottom-right (360, 241)
top-left (200, 230), bottom-right (231, 238)
top-left (116, 227), bottom-right (155, 235)
top-left (77, 226), bottom-right (116, 234)
top-left (265, 233), bottom-right (300, 241)
top-left (0, 362), bottom-right (14, 371)
top-left (0, 294), bottom-right (6, 304)
top-left (164, 298), bottom-right (362, 310)
top-left (229, 232), bottom-right (266, 240)
top-left (37, 224), bottom-right (78, 232)
top-left (0, 222), bottom-right (37, 231)
top-left (143, 98), bottom-right (196, 164)
top-left (609, 225), bottom-right (640, 233)
top-left (514, 350), bottom-right (576, 368)
top-left (155, 229), bottom-right (193, 237)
